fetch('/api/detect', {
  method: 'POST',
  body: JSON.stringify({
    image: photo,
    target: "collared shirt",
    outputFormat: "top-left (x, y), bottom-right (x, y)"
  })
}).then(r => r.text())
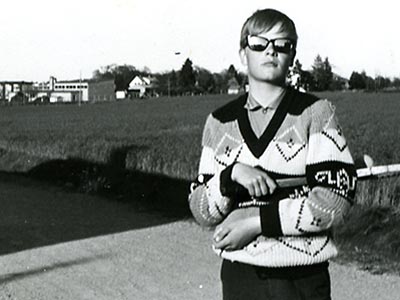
top-left (244, 91), bottom-right (286, 138)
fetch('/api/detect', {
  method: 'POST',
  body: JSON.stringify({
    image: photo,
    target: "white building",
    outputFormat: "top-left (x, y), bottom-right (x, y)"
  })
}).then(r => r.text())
top-left (32, 76), bottom-right (89, 103)
top-left (127, 76), bottom-right (155, 98)
top-left (227, 78), bottom-right (240, 95)
top-left (51, 77), bottom-right (89, 103)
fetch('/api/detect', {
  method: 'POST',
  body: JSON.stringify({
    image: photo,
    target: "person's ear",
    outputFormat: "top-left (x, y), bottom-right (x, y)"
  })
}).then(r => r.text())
top-left (239, 49), bottom-right (248, 66)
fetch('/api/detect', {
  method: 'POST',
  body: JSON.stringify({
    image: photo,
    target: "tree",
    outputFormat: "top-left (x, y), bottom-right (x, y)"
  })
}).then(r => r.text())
top-left (375, 75), bottom-right (391, 91)
top-left (311, 55), bottom-right (333, 91)
top-left (348, 71), bottom-right (366, 90)
top-left (237, 71), bottom-right (248, 91)
top-left (287, 59), bottom-right (316, 91)
top-left (169, 70), bottom-right (179, 95)
top-left (153, 70), bottom-right (179, 96)
top-left (329, 74), bottom-right (347, 91)
top-left (179, 58), bottom-right (196, 94)
top-left (92, 66), bottom-right (114, 81)
top-left (301, 70), bottom-right (316, 91)
top-left (195, 67), bottom-right (215, 94)
top-left (212, 72), bottom-right (227, 94)
top-left (227, 64), bottom-right (238, 79)
top-left (392, 77), bottom-right (400, 89)
top-left (92, 64), bottom-right (139, 91)
top-left (362, 71), bottom-right (375, 91)
top-left (323, 57), bottom-right (333, 87)
top-left (114, 65), bottom-right (139, 91)
top-left (287, 59), bottom-right (302, 89)
top-left (226, 64), bottom-right (244, 87)
top-left (292, 59), bottom-right (302, 75)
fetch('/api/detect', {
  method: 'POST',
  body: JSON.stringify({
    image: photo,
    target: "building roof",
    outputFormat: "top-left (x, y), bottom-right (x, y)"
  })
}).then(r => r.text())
top-left (227, 78), bottom-right (240, 89)
top-left (128, 75), bottom-right (154, 88)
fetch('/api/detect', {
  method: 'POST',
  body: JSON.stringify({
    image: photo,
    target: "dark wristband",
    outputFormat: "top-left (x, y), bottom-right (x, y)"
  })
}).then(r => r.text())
top-left (220, 163), bottom-right (244, 197)
top-left (260, 199), bottom-right (283, 237)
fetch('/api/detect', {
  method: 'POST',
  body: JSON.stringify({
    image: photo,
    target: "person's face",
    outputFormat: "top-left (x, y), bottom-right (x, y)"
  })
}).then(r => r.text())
top-left (240, 23), bottom-right (296, 86)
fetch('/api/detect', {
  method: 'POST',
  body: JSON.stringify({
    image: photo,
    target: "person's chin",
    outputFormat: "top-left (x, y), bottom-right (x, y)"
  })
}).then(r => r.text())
top-left (259, 74), bottom-right (285, 85)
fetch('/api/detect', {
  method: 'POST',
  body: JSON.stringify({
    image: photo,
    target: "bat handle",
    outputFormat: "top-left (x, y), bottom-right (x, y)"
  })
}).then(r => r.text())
top-left (276, 177), bottom-right (307, 188)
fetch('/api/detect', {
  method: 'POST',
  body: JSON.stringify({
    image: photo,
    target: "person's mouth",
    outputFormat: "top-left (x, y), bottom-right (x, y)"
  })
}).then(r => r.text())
top-left (262, 61), bottom-right (277, 67)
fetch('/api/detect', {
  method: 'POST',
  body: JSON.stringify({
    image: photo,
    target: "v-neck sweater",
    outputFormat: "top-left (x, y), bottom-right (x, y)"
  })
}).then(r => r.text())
top-left (245, 91), bottom-right (285, 138)
top-left (189, 88), bottom-right (357, 268)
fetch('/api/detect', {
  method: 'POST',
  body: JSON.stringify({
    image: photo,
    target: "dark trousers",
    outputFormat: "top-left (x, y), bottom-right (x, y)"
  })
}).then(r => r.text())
top-left (221, 260), bottom-right (331, 300)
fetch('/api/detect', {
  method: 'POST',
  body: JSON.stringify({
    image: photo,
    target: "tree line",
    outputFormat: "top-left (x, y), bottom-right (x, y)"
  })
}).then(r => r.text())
top-left (92, 56), bottom-right (400, 96)
top-left (92, 60), bottom-right (247, 96)
top-left (347, 71), bottom-right (400, 91)
top-left (290, 55), bottom-right (400, 92)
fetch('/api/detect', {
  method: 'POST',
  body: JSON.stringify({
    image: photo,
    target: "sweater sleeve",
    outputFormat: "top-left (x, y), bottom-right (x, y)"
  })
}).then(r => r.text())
top-left (188, 114), bottom-right (236, 227)
top-left (260, 100), bottom-right (357, 237)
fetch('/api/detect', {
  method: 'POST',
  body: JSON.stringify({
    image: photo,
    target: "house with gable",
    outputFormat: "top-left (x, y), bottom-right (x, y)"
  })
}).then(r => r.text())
top-left (127, 75), bottom-right (157, 98)
top-left (227, 77), bottom-right (241, 95)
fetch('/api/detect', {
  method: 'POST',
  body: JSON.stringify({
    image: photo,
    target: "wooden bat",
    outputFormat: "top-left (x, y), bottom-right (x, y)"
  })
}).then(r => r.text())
top-left (275, 155), bottom-right (400, 188)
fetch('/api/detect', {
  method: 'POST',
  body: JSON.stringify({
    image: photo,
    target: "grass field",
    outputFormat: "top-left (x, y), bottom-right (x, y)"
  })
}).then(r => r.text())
top-left (0, 91), bottom-right (399, 203)
top-left (1, 92), bottom-right (399, 173)
top-left (0, 91), bottom-right (399, 274)
top-left (0, 94), bottom-right (233, 179)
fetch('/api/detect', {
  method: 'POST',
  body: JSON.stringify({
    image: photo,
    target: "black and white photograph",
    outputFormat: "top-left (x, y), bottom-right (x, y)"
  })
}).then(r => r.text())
top-left (0, 0), bottom-right (399, 299)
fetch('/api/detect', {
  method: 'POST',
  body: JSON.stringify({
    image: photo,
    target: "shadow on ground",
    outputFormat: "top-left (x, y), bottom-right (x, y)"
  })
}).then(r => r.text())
top-left (0, 145), bottom-right (193, 256)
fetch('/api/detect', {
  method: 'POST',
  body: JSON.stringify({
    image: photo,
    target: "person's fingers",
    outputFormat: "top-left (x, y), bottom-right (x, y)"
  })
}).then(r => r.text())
top-left (265, 176), bottom-right (277, 194)
top-left (222, 242), bottom-right (235, 251)
top-left (246, 183), bottom-right (256, 197)
top-left (259, 179), bottom-right (269, 195)
top-left (252, 178), bottom-right (263, 197)
top-left (213, 226), bottom-right (229, 243)
top-left (213, 232), bottom-right (232, 250)
top-left (214, 230), bottom-right (241, 251)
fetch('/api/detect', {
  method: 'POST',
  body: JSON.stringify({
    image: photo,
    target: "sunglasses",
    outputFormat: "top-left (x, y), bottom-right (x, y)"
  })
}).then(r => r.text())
top-left (246, 35), bottom-right (295, 54)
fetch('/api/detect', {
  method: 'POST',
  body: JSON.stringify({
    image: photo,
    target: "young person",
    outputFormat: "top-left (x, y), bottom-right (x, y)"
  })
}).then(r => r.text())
top-left (188, 8), bottom-right (357, 300)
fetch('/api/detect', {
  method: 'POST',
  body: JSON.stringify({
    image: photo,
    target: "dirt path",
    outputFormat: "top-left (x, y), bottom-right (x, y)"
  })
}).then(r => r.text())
top-left (0, 175), bottom-right (399, 300)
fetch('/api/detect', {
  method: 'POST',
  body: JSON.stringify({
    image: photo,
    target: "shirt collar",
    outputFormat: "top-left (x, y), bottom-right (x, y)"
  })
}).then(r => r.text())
top-left (244, 91), bottom-right (286, 111)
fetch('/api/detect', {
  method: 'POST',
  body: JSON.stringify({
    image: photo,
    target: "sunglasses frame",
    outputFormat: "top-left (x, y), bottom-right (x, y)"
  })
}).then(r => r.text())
top-left (246, 35), bottom-right (296, 54)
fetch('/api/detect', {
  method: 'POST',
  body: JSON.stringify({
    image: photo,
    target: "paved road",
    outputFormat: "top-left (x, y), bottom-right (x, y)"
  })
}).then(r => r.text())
top-left (0, 176), bottom-right (399, 299)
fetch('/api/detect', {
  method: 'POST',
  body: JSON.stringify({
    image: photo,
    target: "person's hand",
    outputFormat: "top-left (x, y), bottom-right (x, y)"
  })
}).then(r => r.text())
top-left (213, 208), bottom-right (261, 251)
top-left (232, 163), bottom-right (277, 197)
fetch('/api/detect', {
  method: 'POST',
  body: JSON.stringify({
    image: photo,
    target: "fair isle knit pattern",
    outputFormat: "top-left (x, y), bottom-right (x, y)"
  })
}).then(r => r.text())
top-left (188, 88), bottom-right (357, 267)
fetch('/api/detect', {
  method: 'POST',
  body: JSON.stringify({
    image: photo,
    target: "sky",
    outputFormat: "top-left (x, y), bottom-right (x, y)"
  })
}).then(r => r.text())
top-left (1, 0), bottom-right (399, 82)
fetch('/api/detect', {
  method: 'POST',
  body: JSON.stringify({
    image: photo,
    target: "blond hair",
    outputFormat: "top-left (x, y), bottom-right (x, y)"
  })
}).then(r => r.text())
top-left (240, 9), bottom-right (298, 50)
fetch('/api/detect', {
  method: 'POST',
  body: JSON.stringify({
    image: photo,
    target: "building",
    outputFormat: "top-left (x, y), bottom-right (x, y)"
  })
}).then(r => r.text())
top-left (127, 75), bottom-right (156, 98)
top-left (116, 90), bottom-right (127, 100)
top-left (2, 76), bottom-right (116, 104)
top-left (88, 79), bottom-right (116, 102)
top-left (227, 78), bottom-right (240, 95)
top-left (49, 77), bottom-right (89, 103)
top-left (0, 81), bottom-right (34, 103)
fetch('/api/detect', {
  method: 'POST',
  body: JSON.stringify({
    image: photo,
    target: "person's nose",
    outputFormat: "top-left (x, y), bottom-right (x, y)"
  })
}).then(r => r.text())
top-left (264, 42), bottom-right (277, 56)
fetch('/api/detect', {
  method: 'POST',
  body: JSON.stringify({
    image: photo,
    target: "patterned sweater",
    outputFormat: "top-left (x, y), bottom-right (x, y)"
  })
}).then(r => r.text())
top-left (188, 88), bottom-right (357, 267)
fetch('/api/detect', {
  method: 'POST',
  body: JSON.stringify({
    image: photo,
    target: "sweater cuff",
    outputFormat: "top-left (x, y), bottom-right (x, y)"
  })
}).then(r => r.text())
top-left (220, 163), bottom-right (243, 197)
top-left (260, 200), bottom-right (283, 237)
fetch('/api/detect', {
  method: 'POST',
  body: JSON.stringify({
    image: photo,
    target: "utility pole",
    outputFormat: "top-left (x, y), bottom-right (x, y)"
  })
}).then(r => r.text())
top-left (167, 76), bottom-right (170, 97)
top-left (79, 71), bottom-right (82, 106)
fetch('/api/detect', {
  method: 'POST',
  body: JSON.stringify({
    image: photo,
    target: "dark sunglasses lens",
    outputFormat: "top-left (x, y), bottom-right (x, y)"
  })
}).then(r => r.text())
top-left (247, 36), bottom-right (268, 52)
top-left (249, 44), bottom-right (267, 51)
top-left (247, 36), bottom-right (293, 53)
top-left (273, 39), bottom-right (293, 54)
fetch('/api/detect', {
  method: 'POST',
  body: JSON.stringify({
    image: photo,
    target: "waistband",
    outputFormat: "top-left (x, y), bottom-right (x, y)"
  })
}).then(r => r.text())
top-left (221, 259), bottom-right (329, 280)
